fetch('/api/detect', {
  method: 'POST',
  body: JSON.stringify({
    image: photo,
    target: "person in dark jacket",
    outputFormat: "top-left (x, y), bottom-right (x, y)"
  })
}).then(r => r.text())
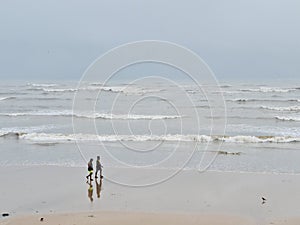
top-left (86, 158), bottom-right (94, 182)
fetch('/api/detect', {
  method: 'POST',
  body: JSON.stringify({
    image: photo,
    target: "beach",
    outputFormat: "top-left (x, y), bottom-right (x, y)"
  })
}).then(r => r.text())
top-left (1, 166), bottom-right (300, 224)
top-left (0, 211), bottom-right (256, 225)
top-left (1, 0), bottom-right (300, 223)
top-left (1, 81), bottom-right (300, 224)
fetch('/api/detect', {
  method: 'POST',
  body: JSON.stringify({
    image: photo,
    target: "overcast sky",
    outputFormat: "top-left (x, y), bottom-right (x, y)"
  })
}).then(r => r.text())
top-left (0, 0), bottom-right (299, 81)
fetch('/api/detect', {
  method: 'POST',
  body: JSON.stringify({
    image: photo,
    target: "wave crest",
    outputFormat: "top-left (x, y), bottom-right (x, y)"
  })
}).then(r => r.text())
top-left (240, 87), bottom-right (296, 93)
top-left (27, 83), bottom-right (59, 87)
top-left (4, 132), bottom-right (298, 144)
top-left (25, 85), bottom-right (161, 95)
top-left (261, 105), bottom-right (300, 112)
top-left (275, 116), bottom-right (300, 122)
top-left (0, 110), bottom-right (181, 120)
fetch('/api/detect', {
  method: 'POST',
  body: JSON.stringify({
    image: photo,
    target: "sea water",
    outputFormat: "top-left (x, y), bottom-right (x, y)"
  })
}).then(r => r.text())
top-left (0, 79), bottom-right (300, 175)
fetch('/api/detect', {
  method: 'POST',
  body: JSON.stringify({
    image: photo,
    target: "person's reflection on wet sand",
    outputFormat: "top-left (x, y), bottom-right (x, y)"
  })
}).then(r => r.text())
top-left (96, 177), bottom-right (103, 199)
top-left (87, 180), bottom-right (93, 202)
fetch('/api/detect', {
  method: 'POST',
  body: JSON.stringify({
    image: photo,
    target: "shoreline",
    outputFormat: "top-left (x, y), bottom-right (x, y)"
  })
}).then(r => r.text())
top-left (1, 165), bottom-right (300, 224)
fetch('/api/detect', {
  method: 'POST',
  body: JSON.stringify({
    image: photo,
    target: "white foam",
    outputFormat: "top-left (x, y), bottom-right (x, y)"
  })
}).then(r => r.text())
top-left (213, 90), bottom-right (241, 94)
top-left (275, 116), bottom-right (300, 122)
top-left (260, 105), bottom-right (300, 112)
top-left (14, 133), bottom-right (300, 144)
top-left (84, 86), bottom-right (161, 95)
top-left (28, 83), bottom-right (59, 87)
top-left (240, 87), bottom-right (296, 93)
top-left (92, 113), bottom-right (181, 120)
top-left (0, 110), bottom-right (73, 117)
top-left (42, 88), bottom-right (78, 93)
top-left (19, 133), bottom-right (211, 143)
top-left (0, 110), bottom-right (181, 120)
top-left (26, 85), bottom-right (161, 95)
top-left (216, 135), bottom-right (300, 143)
top-left (14, 84), bottom-right (300, 96)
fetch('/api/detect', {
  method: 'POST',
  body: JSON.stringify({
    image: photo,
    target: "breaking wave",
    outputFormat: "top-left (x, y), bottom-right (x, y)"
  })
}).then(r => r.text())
top-left (260, 105), bottom-right (300, 112)
top-left (275, 116), bottom-right (300, 122)
top-left (42, 88), bottom-right (78, 93)
top-left (26, 87), bottom-right (77, 92)
top-left (26, 85), bottom-right (161, 95)
top-left (0, 110), bottom-right (181, 120)
top-left (240, 87), bottom-right (297, 93)
top-left (27, 83), bottom-right (59, 87)
top-left (1, 132), bottom-right (299, 144)
top-left (83, 86), bottom-right (162, 95)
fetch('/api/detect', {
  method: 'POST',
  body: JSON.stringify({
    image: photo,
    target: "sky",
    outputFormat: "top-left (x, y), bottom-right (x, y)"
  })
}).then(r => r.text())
top-left (0, 0), bottom-right (299, 81)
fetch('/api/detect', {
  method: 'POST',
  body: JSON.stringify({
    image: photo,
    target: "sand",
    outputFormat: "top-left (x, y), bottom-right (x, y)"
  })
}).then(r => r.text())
top-left (1, 211), bottom-right (257, 225)
top-left (0, 166), bottom-right (300, 224)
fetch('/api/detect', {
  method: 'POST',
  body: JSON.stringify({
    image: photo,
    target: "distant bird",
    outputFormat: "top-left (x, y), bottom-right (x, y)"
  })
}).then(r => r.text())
top-left (262, 197), bottom-right (267, 204)
top-left (40, 217), bottom-right (44, 222)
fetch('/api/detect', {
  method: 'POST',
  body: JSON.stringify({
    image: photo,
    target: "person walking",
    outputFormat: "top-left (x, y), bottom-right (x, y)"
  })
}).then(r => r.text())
top-left (95, 156), bottom-right (103, 179)
top-left (86, 158), bottom-right (94, 182)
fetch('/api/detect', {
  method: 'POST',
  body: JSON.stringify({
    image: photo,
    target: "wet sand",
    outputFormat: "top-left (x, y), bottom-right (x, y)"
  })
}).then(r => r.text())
top-left (0, 166), bottom-right (300, 224)
top-left (0, 211), bottom-right (256, 225)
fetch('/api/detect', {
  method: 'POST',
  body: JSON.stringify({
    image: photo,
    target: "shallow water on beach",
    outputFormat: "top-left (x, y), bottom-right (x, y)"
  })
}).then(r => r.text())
top-left (0, 79), bottom-right (300, 174)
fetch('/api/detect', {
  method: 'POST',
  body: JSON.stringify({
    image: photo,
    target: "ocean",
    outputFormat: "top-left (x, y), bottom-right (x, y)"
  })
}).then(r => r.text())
top-left (1, 80), bottom-right (300, 177)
